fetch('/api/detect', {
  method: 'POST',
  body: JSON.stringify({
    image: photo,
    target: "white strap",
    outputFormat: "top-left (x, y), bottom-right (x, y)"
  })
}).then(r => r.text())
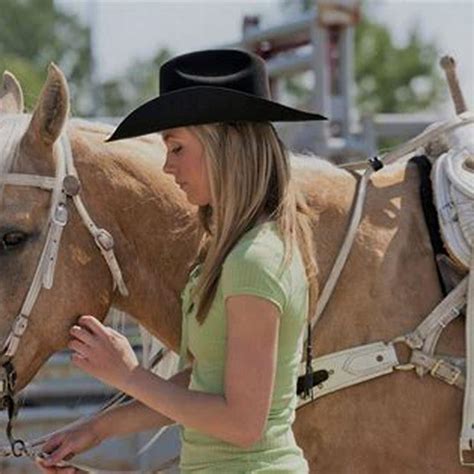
top-left (1, 204), bottom-right (69, 357)
top-left (342, 112), bottom-right (474, 171)
top-left (298, 341), bottom-right (398, 408)
top-left (311, 167), bottom-right (373, 330)
top-left (411, 350), bottom-right (464, 388)
top-left (72, 194), bottom-right (129, 296)
top-left (0, 173), bottom-right (56, 190)
top-left (42, 203), bottom-right (68, 289)
top-left (60, 129), bottom-right (128, 296)
top-left (405, 277), bottom-right (467, 350)
top-left (1, 131), bottom-right (129, 361)
top-left (460, 252), bottom-right (474, 465)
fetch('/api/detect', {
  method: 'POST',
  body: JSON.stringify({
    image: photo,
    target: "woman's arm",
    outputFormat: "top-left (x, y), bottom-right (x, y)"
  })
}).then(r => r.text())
top-left (123, 295), bottom-right (280, 448)
top-left (35, 367), bottom-right (192, 470)
top-left (69, 296), bottom-right (280, 449)
top-left (93, 367), bottom-right (191, 440)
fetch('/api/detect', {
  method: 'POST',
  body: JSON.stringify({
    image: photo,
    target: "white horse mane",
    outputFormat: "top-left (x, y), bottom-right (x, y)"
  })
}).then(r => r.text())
top-left (0, 114), bottom-right (344, 200)
top-left (290, 150), bottom-right (343, 175)
top-left (0, 114), bottom-right (30, 201)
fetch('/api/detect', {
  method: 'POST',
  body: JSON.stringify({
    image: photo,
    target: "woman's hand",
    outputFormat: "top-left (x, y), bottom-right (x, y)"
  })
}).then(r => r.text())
top-left (34, 418), bottom-right (102, 473)
top-left (68, 315), bottom-right (139, 393)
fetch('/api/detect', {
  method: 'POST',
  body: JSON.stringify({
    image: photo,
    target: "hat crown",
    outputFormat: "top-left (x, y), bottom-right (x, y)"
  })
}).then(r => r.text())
top-left (159, 49), bottom-right (271, 99)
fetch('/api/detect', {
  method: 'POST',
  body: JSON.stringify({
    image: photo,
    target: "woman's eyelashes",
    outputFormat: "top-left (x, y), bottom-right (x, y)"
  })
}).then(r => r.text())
top-left (170, 145), bottom-right (183, 155)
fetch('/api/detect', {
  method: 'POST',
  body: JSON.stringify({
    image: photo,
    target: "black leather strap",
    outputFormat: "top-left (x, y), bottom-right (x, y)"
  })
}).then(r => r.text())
top-left (297, 369), bottom-right (329, 397)
top-left (410, 155), bottom-right (448, 295)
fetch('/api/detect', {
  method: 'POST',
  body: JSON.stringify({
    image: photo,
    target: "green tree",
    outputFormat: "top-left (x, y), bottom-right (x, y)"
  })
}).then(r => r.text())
top-left (0, 0), bottom-right (92, 114)
top-left (97, 49), bottom-right (172, 116)
top-left (354, 16), bottom-right (443, 113)
top-left (279, 1), bottom-right (443, 114)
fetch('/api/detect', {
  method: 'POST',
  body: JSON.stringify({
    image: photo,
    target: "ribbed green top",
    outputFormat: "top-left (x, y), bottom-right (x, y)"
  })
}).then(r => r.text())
top-left (178, 221), bottom-right (309, 473)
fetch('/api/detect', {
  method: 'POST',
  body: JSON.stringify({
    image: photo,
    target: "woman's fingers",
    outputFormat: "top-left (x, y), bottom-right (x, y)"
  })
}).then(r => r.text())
top-left (41, 434), bottom-right (66, 457)
top-left (35, 420), bottom-right (99, 473)
top-left (35, 456), bottom-right (79, 473)
top-left (35, 458), bottom-right (53, 473)
top-left (38, 443), bottom-right (75, 468)
top-left (67, 339), bottom-right (88, 355)
top-left (69, 325), bottom-right (96, 347)
top-left (77, 315), bottom-right (107, 339)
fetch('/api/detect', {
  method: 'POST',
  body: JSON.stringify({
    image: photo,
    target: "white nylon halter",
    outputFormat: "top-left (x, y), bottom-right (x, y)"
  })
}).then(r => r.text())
top-left (0, 126), bottom-right (129, 362)
top-left (0, 122), bottom-right (170, 469)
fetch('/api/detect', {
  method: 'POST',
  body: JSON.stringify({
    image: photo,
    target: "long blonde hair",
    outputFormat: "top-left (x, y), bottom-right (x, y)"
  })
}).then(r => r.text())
top-left (189, 121), bottom-right (318, 324)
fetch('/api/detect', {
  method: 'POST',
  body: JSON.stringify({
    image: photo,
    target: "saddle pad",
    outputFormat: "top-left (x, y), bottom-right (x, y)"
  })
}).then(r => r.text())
top-left (432, 147), bottom-right (474, 269)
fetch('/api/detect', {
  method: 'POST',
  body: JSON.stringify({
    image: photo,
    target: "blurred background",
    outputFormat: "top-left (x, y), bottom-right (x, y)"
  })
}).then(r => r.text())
top-left (0, 1), bottom-right (473, 472)
top-left (1, 0), bottom-right (473, 159)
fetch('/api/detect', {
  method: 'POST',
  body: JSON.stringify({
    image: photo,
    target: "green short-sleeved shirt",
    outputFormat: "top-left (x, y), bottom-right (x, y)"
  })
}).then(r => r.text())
top-left (178, 221), bottom-right (309, 473)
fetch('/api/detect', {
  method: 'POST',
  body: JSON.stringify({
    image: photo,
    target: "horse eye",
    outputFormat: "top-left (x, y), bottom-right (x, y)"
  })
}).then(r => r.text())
top-left (2, 231), bottom-right (27, 249)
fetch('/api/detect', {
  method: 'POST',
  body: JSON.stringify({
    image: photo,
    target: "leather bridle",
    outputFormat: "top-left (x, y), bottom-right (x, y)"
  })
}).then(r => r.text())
top-left (0, 120), bottom-right (129, 456)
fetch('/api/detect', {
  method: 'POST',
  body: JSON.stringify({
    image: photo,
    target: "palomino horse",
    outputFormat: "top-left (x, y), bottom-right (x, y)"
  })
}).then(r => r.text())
top-left (0, 64), bottom-right (468, 473)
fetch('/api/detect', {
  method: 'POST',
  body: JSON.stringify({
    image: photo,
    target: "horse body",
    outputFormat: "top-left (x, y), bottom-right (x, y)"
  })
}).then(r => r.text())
top-left (0, 66), bottom-right (467, 472)
top-left (295, 161), bottom-right (465, 472)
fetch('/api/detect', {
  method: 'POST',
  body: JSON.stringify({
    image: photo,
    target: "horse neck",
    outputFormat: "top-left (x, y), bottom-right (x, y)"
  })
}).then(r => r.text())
top-left (293, 160), bottom-right (359, 285)
top-left (70, 122), bottom-right (202, 351)
top-left (303, 157), bottom-right (440, 355)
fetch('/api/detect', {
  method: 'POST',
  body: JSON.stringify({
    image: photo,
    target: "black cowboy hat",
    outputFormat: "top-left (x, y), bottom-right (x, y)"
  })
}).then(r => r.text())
top-left (106, 49), bottom-right (327, 142)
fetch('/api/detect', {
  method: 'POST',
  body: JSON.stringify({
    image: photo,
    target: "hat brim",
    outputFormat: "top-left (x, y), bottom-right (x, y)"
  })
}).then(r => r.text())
top-left (105, 86), bottom-right (327, 142)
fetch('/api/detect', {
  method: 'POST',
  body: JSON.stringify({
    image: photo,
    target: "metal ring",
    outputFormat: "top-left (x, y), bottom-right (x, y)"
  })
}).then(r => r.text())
top-left (391, 336), bottom-right (415, 371)
top-left (11, 439), bottom-right (26, 457)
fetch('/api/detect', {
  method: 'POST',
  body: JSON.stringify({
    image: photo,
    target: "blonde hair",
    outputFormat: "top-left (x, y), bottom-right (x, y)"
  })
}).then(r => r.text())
top-left (189, 121), bottom-right (318, 324)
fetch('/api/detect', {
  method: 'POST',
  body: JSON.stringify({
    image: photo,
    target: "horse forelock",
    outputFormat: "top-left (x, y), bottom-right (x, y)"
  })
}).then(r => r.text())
top-left (0, 114), bottom-right (31, 200)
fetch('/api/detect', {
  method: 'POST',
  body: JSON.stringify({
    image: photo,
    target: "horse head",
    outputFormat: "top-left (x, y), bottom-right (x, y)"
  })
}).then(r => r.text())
top-left (0, 65), bottom-right (117, 392)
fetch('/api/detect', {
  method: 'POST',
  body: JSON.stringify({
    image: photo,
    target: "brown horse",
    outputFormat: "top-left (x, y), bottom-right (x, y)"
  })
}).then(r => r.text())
top-left (0, 64), bottom-right (466, 473)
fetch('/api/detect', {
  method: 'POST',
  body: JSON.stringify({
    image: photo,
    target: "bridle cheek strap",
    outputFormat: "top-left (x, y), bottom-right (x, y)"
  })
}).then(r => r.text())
top-left (0, 129), bottom-right (129, 362)
top-left (0, 126), bottom-right (129, 460)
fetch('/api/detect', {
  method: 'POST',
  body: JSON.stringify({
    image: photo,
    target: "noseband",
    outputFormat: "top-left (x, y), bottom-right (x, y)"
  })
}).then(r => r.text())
top-left (0, 124), bottom-right (129, 455)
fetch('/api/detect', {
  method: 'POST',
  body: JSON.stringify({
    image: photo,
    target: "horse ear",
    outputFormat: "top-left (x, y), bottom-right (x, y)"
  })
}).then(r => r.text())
top-left (24, 63), bottom-right (70, 147)
top-left (0, 71), bottom-right (24, 114)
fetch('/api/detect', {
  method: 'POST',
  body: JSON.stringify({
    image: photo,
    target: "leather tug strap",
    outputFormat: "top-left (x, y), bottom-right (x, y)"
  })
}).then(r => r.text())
top-left (410, 155), bottom-right (449, 295)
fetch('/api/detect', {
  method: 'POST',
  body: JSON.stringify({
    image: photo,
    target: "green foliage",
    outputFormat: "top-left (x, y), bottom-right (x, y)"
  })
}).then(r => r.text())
top-left (354, 16), bottom-right (443, 113)
top-left (278, 1), bottom-right (443, 114)
top-left (97, 49), bottom-right (172, 116)
top-left (0, 0), bottom-right (443, 119)
top-left (0, 55), bottom-right (44, 108)
top-left (0, 0), bottom-right (171, 117)
top-left (0, 0), bottom-right (92, 114)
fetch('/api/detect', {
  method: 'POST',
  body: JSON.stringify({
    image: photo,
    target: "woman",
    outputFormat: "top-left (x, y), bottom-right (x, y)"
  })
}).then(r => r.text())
top-left (36, 49), bottom-right (325, 473)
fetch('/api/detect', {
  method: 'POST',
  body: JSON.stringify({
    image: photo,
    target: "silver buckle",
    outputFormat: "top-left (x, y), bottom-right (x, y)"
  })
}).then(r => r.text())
top-left (52, 203), bottom-right (68, 226)
top-left (430, 359), bottom-right (461, 385)
top-left (95, 229), bottom-right (114, 251)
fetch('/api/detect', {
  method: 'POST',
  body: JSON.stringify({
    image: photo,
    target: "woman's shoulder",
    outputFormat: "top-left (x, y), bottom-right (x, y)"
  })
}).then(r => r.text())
top-left (221, 221), bottom-right (307, 314)
top-left (226, 221), bottom-right (283, 261)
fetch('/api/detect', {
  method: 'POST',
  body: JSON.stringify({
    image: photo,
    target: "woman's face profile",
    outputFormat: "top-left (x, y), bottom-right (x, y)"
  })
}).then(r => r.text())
top-left (162, 127), bottom-right (212, 206)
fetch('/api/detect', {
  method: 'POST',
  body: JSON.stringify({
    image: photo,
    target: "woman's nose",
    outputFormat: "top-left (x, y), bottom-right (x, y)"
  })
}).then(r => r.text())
top-left (162, 154), bottom-right (175, 176)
